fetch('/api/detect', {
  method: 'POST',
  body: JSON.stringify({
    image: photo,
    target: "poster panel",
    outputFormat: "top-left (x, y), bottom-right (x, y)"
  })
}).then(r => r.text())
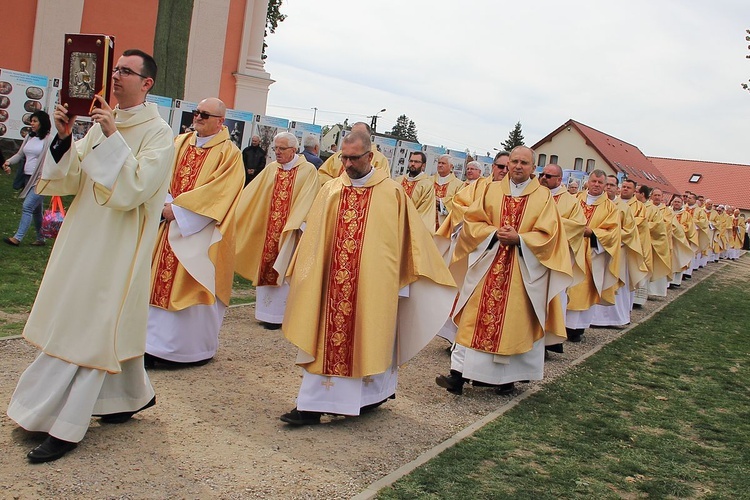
top-left (475, 155), bottom-right (494, 178)
top-left (372, 135), bottom-right (397, 168)
top-left (289, 121), bottom-right (322, 153)
top-left (146, 94), bottom-right (173, 123)
top-left (0, 68), bottom-right (50, 140)
top-left (252, 115), bottom-right (290, 164)
top-left (170, 99), bottom-right (198, 136)
top-left (446, 149), bottom-right (468, 179)
top-left (225, 108), bottom-right (254, 149)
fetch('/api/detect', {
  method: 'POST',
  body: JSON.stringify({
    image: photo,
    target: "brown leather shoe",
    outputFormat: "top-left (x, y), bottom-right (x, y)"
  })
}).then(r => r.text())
top-left (30, 240), bottom-right (46, 246)
top-left (3, 237), bottom-right (20, 246)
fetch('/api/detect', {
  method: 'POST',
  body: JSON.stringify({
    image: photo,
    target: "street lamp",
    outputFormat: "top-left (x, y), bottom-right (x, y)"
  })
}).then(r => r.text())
top-left (368, 108), bottom-right (386, 133)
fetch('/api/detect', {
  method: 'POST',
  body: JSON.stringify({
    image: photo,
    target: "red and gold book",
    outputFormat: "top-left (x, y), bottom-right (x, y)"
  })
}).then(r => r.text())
top-left (60, 33), bottom-right (115, 117)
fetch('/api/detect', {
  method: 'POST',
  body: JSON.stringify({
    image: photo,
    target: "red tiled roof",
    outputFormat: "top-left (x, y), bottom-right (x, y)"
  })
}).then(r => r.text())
top-left (648, 157), bottom-right (750, 210)
top-left (532, 119), bottom-right (679, 194)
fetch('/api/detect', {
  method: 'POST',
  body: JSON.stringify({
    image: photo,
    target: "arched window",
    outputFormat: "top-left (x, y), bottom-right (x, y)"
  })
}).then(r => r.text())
top-left (574, 158), bottom-right (583, 170)
top-left (537, 154), bottom-right (546, 167)
top-left (586, 159), bottom-right (595, 172)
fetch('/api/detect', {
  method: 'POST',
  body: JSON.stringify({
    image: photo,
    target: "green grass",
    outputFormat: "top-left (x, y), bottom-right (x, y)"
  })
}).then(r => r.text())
top-left (379, 268), bottom-right (750, 499)
top-left (0, 167), bottom-right (57, 314)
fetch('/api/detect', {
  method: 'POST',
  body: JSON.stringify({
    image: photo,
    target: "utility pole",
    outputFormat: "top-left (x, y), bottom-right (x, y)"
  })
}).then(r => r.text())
top-left (368, 108), bottom-right (386, 133)
top-left (311, 107), bottom-right (318, 124)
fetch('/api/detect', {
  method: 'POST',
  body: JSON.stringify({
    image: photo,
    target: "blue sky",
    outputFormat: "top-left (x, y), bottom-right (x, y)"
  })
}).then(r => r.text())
top-left (263, 0), bottom-right (750, 164)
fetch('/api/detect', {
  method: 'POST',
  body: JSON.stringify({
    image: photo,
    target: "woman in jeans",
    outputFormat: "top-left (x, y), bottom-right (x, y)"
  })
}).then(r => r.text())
top-left (2, 110), bottom-right (52, 246)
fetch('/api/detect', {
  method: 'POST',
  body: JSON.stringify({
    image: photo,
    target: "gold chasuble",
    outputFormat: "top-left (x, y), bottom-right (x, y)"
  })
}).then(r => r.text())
top-left (433, 173), bottom-right (464, 230)
top-left (552, 189), bottom-right (587, 282)
top-left (150, 128), bottom-right (245, 310)
top-left (686, 205), bottom-right (710, 254)
top-left (616, 198), bottom-right (649, 290)
top-left (438, 177), bottom-right (490, 237)
top-left (234, 155), bottom-right (320, 285)
top-left (707, 209), bottom-right (722, 253)
top-left (674, 209), bottom-right (699, 252)
top-left (737, 215), bottom-right (746, 249)
top-left (567, 195), bottom-right (622, 310)
top-left (665, 209), bottom-right (694, 273)
top-left (317, 145), bottom-right (390, 185)
top-left (627, 197), bottom-right (654, 276)
top-left (645, 202), bottom-right (672, 280)
top-left (451, 177), bottom-right (573, 355)
top-left (283, 168), bottom-right (456, 378)
top-left (394, 172), bottom-right (436, 232)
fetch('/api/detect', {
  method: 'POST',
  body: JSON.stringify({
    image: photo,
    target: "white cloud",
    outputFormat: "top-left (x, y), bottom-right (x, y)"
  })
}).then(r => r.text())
top-left (264, 0), bottom-right (750, 163)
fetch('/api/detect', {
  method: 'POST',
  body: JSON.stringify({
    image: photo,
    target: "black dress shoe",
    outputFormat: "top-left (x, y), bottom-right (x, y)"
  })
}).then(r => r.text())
top-left (546, 344), bottom-right (564, 353)
top-left (280, 408), bottom-right (322, 425)
top-left (261, 322), bottom-right (282, 330)
top-left (145, 353), bottom-right (212, 368)
top-left (566, 327), bottom-right (584, 343)
top-left (98, 396), bottom-right (156, 424)
top-left (495, 382), bottom-right (515, 396)
top-left (27, 435), bottom-right (77, 463)
top-left (436, 369), bottom-right (466, 395)
top-left (360, 394), bottom-right (395, 414)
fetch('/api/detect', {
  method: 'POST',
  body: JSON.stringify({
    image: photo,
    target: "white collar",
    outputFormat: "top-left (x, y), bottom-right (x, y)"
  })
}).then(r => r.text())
top-left (350, 167), bottom-right (375, 187)
top-left (586, 192), bottom-right (604, 205)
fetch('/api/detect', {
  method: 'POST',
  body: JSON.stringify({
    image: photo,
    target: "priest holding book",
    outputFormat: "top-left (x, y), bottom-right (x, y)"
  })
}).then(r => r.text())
top-left (6, 49), bottom-right (175, 463)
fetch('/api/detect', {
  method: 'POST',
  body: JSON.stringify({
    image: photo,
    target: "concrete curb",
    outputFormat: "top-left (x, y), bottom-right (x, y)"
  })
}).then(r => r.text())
top-left (352, 259), bottom-right (732, 500)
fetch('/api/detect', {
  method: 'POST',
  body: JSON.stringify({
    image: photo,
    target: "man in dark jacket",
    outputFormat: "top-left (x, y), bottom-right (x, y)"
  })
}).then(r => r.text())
top-left (242, 135), bottom-right (266, 186)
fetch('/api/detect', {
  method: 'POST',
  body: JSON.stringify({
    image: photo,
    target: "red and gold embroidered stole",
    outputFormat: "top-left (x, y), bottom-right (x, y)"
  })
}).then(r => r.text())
top-left (150, 145), bottom-right (209, 307)
top-left (401, 177), bottom-right (417, 198)
top-left (580, 200), bottom-right (596, 224)
top-left (470, 195), bottom-right (528, 352)
top-left (257, 167), bottom-right (299, 286)
top-left (322, 186), bottom-right (373, 376)
top-left (434, 182), bottom-right (449, 199)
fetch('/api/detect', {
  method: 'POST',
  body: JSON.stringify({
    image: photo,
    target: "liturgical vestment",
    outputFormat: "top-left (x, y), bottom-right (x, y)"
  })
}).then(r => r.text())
top-left (234, 154), bottom-right (319, 323)
top-left (394, 171), bottom-right (436, 232)
top-left (146, 127), bottom-right (245, 363)
top-left (566, 192), bottom-right (622, 330)
top-left (433, 172), bottom-right (464, 230)
top-left (283, 167), bottom-right (456, 415)
top-left (449, 176), bottom-right (573, 385)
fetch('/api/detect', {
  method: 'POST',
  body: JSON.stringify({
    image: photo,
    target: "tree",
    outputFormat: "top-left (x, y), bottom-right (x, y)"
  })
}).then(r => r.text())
top-left (501, 121), bottom-right (525, 151)
top-left (742, 29), bottom-right (750, 93)
top-left (388, 114), bottom-right (419, 142)
top-left (262, 0), bottom-right (287, 60)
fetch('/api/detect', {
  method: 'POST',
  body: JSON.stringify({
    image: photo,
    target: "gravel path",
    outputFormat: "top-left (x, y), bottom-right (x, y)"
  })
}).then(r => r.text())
top-left (0, 258), bottom-right (743, 499)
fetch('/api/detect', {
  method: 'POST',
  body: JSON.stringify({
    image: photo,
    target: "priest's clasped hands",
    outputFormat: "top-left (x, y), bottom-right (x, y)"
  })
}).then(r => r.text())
top-left (496, 225), bottom-right (520, 246)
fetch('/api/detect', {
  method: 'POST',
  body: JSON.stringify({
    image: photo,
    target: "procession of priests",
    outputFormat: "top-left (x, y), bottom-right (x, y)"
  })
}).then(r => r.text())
top-left (6, 79), bottom-right (744, 464)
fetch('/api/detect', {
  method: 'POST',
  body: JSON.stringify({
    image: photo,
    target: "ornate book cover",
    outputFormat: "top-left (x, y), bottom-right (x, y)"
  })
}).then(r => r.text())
top-left (60, 34), bottom-right (115, 117)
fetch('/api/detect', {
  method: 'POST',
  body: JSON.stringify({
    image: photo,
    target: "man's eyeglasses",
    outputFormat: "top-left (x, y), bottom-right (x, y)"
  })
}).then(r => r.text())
top-left (273, 146), bottom-right (295, 152)
top-left (341, 152), bottom-right (370, 162)
top-left (192, 109), bottom-right (223, 120)
top-left (493, 163), bottom-right (509, 170)
top-left (539, 173), bottom-right (560, 179)
top-left (112, 67), bottom-right (148, 78)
